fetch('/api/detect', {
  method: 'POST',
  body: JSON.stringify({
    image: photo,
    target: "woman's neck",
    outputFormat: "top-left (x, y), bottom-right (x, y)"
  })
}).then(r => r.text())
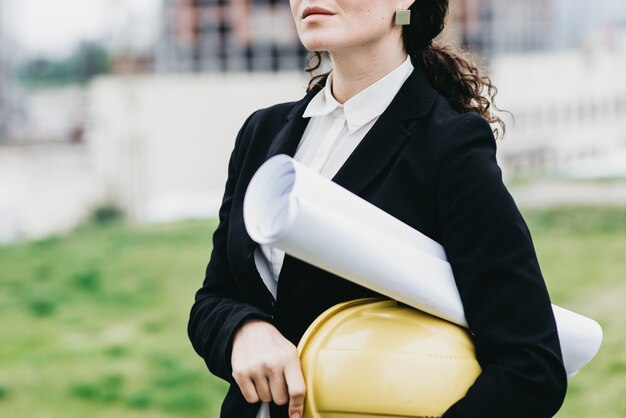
top-left (327, 37), bottom-right (408, 104)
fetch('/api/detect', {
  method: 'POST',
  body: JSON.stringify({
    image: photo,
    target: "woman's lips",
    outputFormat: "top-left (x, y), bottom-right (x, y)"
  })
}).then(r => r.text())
top-left (301, 5), bottom-right (335, 20)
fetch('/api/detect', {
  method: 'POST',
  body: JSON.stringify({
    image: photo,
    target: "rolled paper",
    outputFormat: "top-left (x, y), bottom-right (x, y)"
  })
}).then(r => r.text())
top-left (243, 154), bottom-right (603, 378)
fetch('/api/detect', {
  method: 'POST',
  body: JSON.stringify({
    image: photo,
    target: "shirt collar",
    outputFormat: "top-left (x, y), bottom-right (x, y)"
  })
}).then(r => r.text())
top-left (302, 55), bottom-right (414, 134)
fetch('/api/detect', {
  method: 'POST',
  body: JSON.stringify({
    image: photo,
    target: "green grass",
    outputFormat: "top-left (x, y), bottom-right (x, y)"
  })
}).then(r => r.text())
top-left (522, 207), bottom-right (626, 417)
top-left (0, 207), bottom-right (624, 417)
top-left (0, 219), bottom-right (227, 418)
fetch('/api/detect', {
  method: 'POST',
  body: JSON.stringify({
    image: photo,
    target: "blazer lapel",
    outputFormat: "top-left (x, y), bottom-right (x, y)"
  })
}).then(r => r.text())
top-left (262, 64), bottom-right (438, 199)
top-left (330, 110), bottom-right (410, 195)
top-left (244, 65), bottom-right (438, 300)
top-left (264, 84), bottom-right (322, 161)
top-left (331, 64), bottom-right (438, 196)
top-left (242, 84), bottom-right (321, 290)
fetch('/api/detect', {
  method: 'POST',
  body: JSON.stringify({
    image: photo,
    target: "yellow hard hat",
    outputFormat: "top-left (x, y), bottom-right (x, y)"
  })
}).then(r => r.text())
top-left (297, 298), bottom-right (481, 418)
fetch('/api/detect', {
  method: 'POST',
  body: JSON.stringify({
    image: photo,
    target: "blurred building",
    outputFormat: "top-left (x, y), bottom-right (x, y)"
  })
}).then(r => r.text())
top-left (0, 0), bottom-right (8, 140)
top-left (154, 0), bottom-right (585, 73)
top-left (458, 0), bottom-right (555, 56)
top-left (452, 0), bottom-right (626, 179)
top-left (156, 0), bottom-right (307, 73)
top-left (457, 0), bottom-right (626, 57)
top-left (493, 50), bottom-right (626, 178)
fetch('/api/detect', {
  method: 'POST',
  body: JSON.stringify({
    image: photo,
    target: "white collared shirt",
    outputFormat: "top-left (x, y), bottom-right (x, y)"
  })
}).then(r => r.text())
top-left (253, 55), bottom-right (413, 418)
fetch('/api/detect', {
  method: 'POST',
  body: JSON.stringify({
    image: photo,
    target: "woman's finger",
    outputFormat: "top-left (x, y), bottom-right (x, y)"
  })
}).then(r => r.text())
top-left (284, 358), bottom-right (307, 418)
top-left (252, 373), bottom-right (273, 403)
top-left (233, 374), bottom-right (260, 404)
top-left (268, 365), bottom-right (290, 405)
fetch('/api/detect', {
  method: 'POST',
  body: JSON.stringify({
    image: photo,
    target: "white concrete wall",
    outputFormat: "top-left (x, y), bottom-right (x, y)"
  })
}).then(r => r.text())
top-left (0, 73), bottom-right (308, 243)
top-left (3, 52), bottom-right (626, 244)
top-left (87, 72), bottom-right (308, 222)
top-left (492, 49), bottom-right (626, 178)
top-left (0, 143), bottom-right (102, 243)
top-left (84, 54), bottom-right (626, 224)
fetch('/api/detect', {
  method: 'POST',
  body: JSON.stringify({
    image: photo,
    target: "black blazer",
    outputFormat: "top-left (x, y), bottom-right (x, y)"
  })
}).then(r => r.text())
top-left (188, 64), bottom-right (567, 418)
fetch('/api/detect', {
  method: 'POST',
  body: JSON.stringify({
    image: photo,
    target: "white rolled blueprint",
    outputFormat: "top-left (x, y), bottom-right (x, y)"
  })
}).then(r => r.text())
top-left (243, 154), bottom-right (602, 378)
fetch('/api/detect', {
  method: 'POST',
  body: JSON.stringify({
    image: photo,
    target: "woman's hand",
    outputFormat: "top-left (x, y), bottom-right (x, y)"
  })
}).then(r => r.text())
top-left (231, 318), bottom-right (306, 418)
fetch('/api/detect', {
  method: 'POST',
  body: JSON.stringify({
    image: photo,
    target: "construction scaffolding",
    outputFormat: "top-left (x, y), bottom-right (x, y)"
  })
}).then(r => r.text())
top-left (153, 0), bottom-right (560, 74)
top-left (156, 0), bottom-right (308, 73)
top-left (459, 0), bottom-right (556, 57)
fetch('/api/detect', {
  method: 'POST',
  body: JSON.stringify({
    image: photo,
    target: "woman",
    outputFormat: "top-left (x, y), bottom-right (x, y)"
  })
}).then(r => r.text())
top-left (188, 1), bottom-right (568, 418)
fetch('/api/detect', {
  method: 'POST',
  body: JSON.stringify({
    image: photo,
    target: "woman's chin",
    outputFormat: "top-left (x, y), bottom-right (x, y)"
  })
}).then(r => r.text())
top-left (299, 33), bottom-right (344, 53)
top-left (301, 41), bottom-right (327, 52)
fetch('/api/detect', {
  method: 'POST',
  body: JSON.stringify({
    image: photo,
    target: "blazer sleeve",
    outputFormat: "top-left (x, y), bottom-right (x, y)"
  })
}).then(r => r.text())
top-left (188, 111), bottom-right (274, 384)
top-left (435, 113), bottom-right (567, 418)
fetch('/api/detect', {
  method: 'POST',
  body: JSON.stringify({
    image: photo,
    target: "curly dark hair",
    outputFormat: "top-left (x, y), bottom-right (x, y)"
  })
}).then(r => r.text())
top-left (305, 0), bottom-right (508, 138)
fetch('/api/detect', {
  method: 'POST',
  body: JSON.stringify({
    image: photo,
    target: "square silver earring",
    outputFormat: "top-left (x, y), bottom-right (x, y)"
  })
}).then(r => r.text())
top-left (395, 9), bottom-right (411, 26)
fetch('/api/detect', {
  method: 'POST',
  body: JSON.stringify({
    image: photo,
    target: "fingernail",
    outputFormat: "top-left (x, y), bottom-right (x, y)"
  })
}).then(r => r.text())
top-left (291, 414), bottom-right (300, 418)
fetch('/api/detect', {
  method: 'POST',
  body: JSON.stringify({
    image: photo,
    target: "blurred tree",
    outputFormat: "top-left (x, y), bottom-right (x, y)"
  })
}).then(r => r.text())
top-left (17, 41), bottom-right (110, 88)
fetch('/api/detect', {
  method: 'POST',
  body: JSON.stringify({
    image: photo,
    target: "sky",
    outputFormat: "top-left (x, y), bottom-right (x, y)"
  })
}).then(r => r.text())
top-left (3, 0), bottom-right (160, 58)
